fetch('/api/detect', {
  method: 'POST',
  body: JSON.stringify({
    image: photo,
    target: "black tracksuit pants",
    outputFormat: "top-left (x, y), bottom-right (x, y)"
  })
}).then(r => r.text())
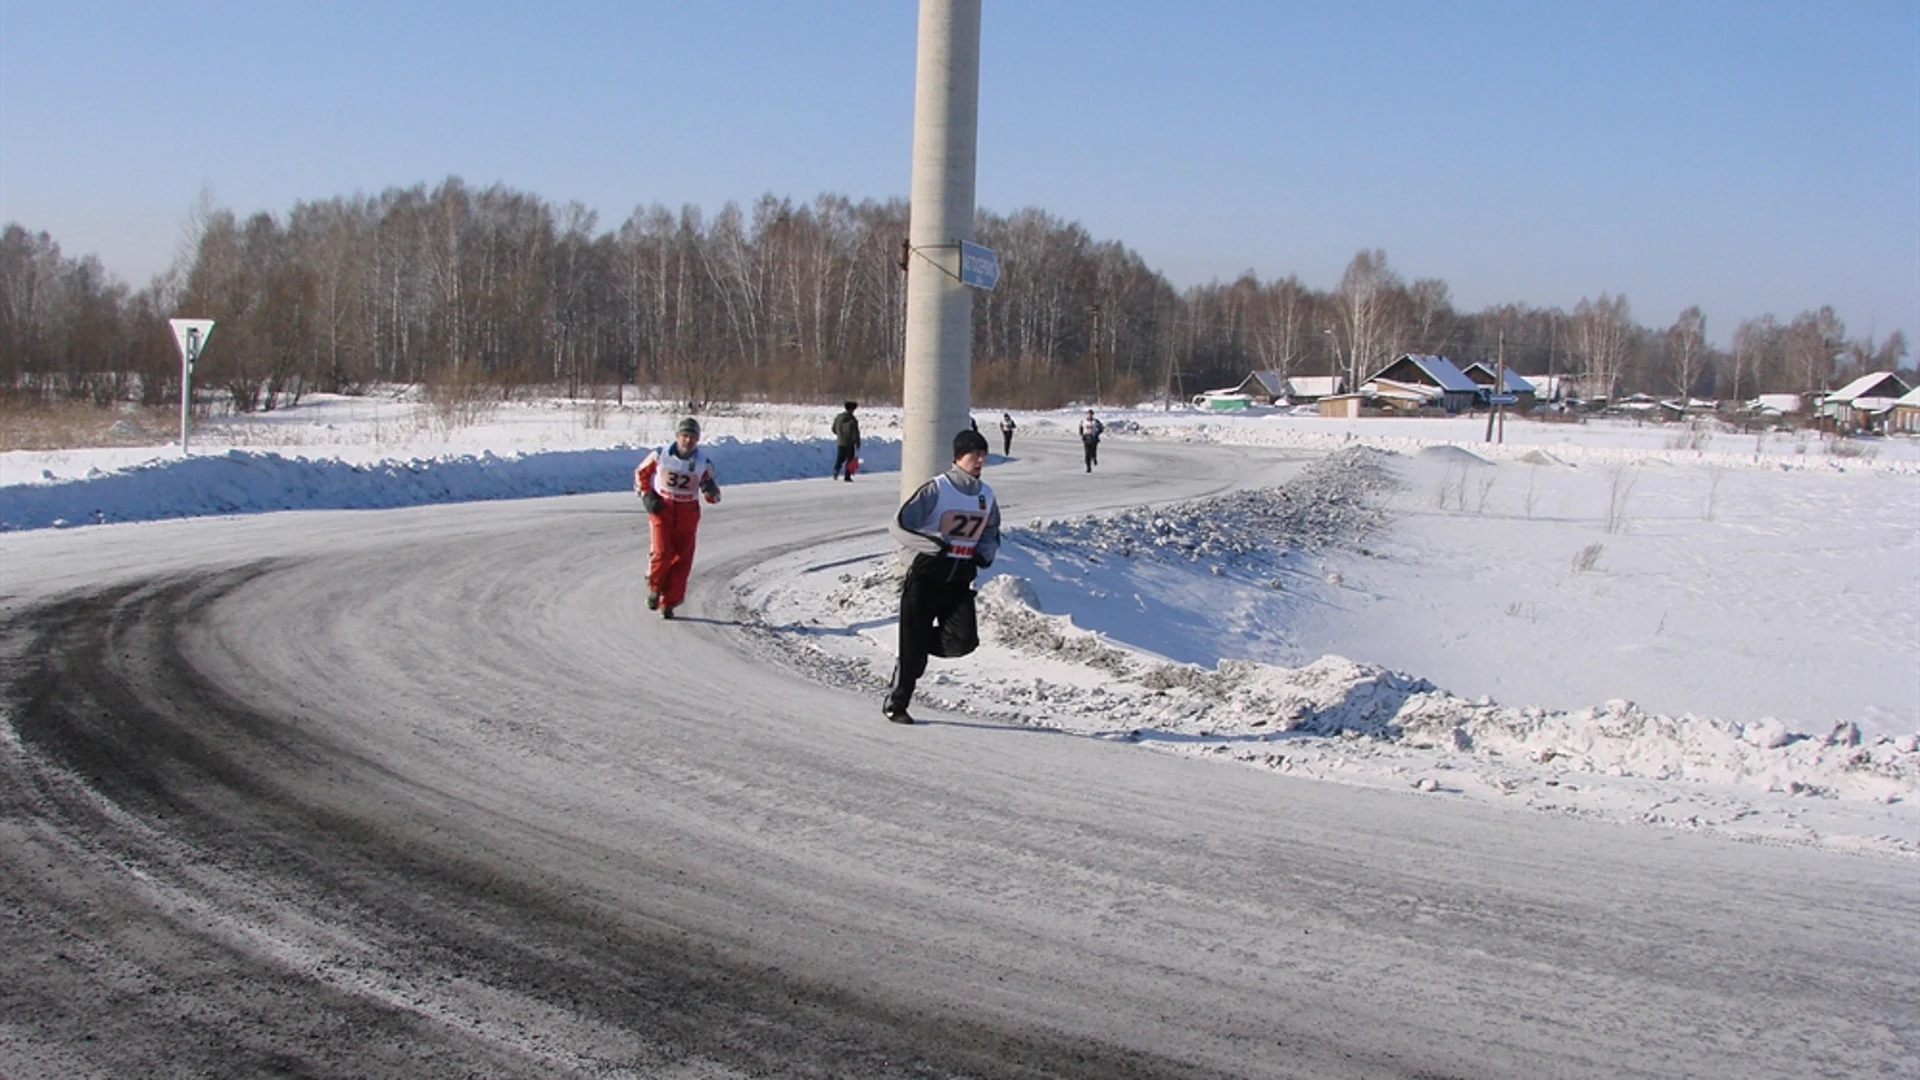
top-left (886, 566), bottom-right (978, 713)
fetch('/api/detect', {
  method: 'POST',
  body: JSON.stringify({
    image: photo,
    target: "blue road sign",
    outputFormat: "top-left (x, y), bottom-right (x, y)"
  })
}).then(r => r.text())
top-left (960, 241), bottom-right (1000, 290)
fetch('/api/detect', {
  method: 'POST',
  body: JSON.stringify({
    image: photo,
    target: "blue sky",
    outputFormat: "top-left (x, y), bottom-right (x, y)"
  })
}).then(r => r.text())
top-left (3, 1), bottom-right (1914, 349)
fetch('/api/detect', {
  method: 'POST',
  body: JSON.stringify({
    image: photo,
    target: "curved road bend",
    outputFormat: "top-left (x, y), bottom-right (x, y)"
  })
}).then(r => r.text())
top-left (1, 430), bottom-right (1914, 1078)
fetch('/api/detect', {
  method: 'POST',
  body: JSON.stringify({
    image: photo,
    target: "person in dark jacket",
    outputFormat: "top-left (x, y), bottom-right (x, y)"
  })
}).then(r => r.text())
top-left (1079, 409), bottom-right (1104, 472)
top-left (830, 401), bottom-right (861, 481)
top-left (999, 412), bottom-right (1016, 456)
top-left (882, 428), bottom-right (1001, 724)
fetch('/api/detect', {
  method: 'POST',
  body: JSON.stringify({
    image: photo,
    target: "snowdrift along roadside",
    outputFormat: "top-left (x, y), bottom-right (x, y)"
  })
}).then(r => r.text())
top-left (0, 436), bottom-right (901, 531)
top-left (734, 447), bottom-right (1920, 857)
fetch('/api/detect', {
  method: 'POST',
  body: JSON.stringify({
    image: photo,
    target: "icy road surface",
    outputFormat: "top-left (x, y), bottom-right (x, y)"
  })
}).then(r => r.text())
top-left (2, 431), bottom-right (1914, 1078)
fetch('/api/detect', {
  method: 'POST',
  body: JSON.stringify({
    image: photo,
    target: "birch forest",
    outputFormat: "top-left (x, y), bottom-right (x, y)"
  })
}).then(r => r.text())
top-left (1, 178), bottom-right (1908, 413)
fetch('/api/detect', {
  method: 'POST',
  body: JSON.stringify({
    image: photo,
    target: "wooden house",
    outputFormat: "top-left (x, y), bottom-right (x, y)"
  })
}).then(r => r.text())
top-left (1748, 393), bottom-right (1804, 418)
top-left (1281, 375), bottom-right (1346, 402)
top-left (1820, 371), bottom-right (1910, 432)
top-left (1887, 385), bottom-right (1920, 434)
top-left (1226, 370), bottom-right (1288, 404)
top-left (1223, 370), bottom-right (1347, 405)
top-left (1460, 363), bottom-right (1538, 411)
top-left (1362, 355), bottom-right (1480, 413)
top-left (1316, 393), bottom-right (1367, 418)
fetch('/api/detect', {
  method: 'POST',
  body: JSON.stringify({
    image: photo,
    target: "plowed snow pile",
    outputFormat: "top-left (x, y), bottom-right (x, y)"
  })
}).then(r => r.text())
top-left (737, 447), bottom-right (1920, 856)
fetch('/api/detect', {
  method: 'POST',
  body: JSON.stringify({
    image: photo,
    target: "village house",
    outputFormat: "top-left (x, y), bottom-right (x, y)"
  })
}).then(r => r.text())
top-left (1819, 371), bottom-right (1910, 433)
top-left (1278, 374), bottom-right (1346, 403)
top-left (1215, 370), bottom-right (1347, 405)
top-left (1747, 393), bottom-right (1804, 418)
top-left (1361, 354), bottom-right (1480, 414)
top-left (1460, 362), bottom-right (1538, 411)
top-left (1523, 373), bottom-right (1569, 405)
top-left (1887, 385), bottom-right (1920, 434)
top-left (1316, 393), bottom-right (1367, 418)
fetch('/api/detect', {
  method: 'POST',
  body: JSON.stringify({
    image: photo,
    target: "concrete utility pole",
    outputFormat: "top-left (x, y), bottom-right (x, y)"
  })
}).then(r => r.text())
top-left (899, 0), bottom-right (983, 499)
top-left (1089, 303), bottom-right (1103, 404)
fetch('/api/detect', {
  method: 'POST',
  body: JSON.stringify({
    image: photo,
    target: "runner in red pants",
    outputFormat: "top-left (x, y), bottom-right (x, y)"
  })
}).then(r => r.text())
top-left (634, 417), bottom-right (721, 619)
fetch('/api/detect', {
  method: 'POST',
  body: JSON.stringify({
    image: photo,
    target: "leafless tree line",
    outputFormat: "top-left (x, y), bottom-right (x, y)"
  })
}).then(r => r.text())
top-left (2, 179), bottom-right (1908, 412)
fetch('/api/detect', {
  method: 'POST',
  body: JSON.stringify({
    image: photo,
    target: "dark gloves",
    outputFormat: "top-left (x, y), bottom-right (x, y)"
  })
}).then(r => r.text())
top-left (641, 490), bottom-right (663, 514)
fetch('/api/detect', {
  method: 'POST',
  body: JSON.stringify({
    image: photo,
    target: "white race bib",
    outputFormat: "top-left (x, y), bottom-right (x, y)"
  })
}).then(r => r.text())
top-left (930, 475), bottom-right (995, 559)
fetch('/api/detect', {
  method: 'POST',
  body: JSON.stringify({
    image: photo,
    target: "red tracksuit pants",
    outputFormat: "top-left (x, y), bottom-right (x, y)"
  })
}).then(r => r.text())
top-left (647, 499), bottom-right (702, 607)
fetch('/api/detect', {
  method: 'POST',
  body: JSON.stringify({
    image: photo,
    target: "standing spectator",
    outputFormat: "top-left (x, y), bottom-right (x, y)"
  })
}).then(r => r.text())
top-left (830, 401), bottom-right (861, 481)
top-left (999, 412), bottom-right (1017, 456)
top-left (634, 417), bottom-right (722, 619)
top-left (882, 428), bottom-right (1001, 724)
top-left (1079, 409), bottom-right (1104, 472)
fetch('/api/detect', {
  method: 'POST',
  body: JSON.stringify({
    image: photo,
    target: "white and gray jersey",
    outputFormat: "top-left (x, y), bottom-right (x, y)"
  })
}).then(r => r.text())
top-left (644, 444), bottom-right (716, 502)
top-left (890, 466), bottom-right (1001, 580)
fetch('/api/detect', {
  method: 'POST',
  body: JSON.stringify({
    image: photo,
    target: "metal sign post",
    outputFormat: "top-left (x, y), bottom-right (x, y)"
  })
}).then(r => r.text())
top-left (169, 318), bottom-right (215, 456)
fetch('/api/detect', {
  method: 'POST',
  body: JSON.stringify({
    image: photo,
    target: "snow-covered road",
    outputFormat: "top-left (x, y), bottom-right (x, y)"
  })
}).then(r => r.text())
top-left (2, 431), bottom-right (1915, 1078)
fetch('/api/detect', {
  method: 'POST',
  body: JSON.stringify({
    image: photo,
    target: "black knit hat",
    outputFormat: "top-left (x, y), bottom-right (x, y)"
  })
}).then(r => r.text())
top-left (953, 428), bottom-right (990, 459)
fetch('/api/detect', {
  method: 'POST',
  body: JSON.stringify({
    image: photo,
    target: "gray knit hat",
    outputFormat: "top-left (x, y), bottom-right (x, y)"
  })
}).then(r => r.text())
top-left (675, 417), bottom-right (701, 437)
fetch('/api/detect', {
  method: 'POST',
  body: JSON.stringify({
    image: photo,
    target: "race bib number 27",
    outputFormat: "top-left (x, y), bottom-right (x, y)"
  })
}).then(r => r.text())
top-left (939, 510), bottom-right (987, 556)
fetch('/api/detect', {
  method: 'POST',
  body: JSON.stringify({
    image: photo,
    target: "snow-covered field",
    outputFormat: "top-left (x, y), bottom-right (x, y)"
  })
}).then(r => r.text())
top-left (6, 391), bottom-right (1917, 855)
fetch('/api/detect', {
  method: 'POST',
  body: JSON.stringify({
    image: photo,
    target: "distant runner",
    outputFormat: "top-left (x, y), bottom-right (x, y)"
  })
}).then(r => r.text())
top-left (1079, 409), bottom-right (1104, 472)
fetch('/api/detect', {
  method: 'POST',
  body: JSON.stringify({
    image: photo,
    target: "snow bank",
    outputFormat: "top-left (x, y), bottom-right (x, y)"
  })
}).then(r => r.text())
top-left (736, 445), bottom-right (1920, 856)
top-left (1, 436), bottom-right (900, 531)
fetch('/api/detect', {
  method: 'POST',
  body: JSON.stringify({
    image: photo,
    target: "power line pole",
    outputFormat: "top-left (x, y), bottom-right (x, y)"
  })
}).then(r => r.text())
top-left (1089, 303), bottom-right (1103, 404)
top-left (1485, 332), bottom-right (1508, 444)
top-left (898, 0), bottom-right (983, 498)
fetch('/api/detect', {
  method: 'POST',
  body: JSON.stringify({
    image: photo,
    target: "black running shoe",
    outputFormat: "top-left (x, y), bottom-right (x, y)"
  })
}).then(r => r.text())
top-left (882, 703), bottom-right (913, 725)
top-left (661, 605), bottom-right (676, 620)
top-left (647, 592), bottom-right (660, 611)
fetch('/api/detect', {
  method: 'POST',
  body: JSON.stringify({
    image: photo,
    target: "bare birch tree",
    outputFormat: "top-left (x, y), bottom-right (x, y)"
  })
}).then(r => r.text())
top-left (1664, 305), bottom-right (1707, 399)
top-left (1728, 315), bottom-right (1779, 401)
top-left (1567, 293), bottom-right (1633, 402)
top-left (1784, 306), bottom-right (1846, 392)
top-left (1335, 248), bottom-right (1403, 388)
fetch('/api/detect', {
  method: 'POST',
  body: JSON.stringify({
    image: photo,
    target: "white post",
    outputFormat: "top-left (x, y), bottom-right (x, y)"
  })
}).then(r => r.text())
top-left (899, 0), bottom-right (982, 498)
top-left (180, 329), bottom-right (196, 456)
top-left (169, 318), bottom-right (215, 457)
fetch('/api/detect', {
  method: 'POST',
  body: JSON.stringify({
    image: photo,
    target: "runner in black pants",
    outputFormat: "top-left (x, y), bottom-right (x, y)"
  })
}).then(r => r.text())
top-left (1079, 409), bottom-right (1104, 472)
top-left (830, 401), bottom-right (861, 481)
top-left (883, 428), bottom-right (1001, 724)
